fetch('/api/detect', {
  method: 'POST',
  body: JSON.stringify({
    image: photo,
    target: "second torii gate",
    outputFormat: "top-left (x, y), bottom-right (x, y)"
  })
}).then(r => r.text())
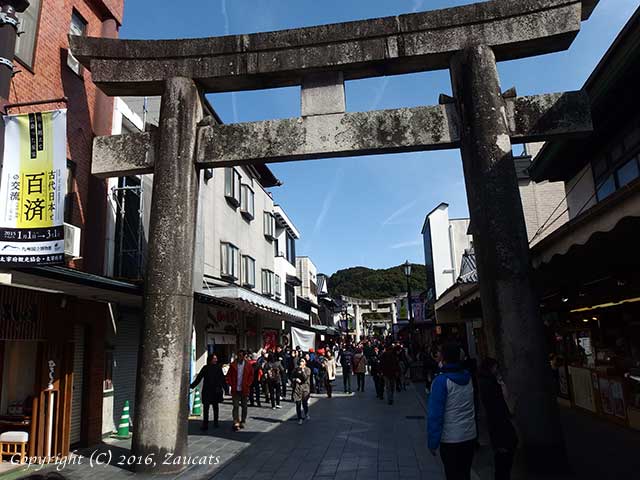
top-left (71, 0), bottom-right (598, 473)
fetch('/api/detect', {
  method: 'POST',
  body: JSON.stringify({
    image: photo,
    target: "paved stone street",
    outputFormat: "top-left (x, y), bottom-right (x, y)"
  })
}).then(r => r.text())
top-left (8, 373), bottom-right (452, 480)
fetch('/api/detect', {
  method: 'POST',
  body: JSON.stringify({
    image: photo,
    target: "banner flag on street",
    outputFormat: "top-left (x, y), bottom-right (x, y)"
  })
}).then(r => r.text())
top-left (0, 110), bottom-right (67, 266)
top-left (291, 326), bottom-right (316, 352)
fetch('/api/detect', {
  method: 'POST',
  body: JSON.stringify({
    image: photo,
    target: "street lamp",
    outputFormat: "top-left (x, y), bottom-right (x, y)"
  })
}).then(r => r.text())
top-left (403, 260), bottom-right (414, 352)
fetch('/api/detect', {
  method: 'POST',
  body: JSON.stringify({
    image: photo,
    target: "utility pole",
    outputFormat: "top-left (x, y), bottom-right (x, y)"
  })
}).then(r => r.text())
top-left (0, 0), bottom-right (29, 158)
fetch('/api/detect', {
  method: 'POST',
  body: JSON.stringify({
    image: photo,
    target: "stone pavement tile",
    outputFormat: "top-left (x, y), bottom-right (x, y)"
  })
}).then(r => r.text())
top-left (377, 461), bottom-right (398, 472)
top-left (334, 472), bottom-right (357, 480)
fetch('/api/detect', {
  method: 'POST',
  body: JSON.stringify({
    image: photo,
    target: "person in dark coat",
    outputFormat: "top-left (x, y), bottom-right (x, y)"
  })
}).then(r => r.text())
top-left (190, 353), bottom-right (226, 430)
top-left (264, 352), bottom-right (286, 409)
top-left (379, 344), bottom-right (401, 405)
top-left (292, 357), bottom-right (312, 425)
top-left (478, 358), bottom-right (518, 480)
top-left (369, 346), bottom-right (384, 400)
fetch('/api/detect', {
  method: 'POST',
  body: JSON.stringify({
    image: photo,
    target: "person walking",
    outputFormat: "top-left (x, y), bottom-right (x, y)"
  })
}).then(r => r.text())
top-left (190, 353), bottom-right (226, 430)
top-left (478, 358), bottom-right (518, 480)
top-left (380, 344), bottom-right (400, 405)
top-left (427, 343), bottom-right (477, 480)
top-left (324, 349), bottom-right (337, 398)
top-left (338, 345), bottom-right (354, 394)
top-left (249, 353), bottom-right (263, 407)
top-left (369, 346), bottom-right (385, 400)
top-left (226, 350), bottom-right (254, 431)
top-left (353, 347), bottom-right (368, 392)
top-left (276, 345), bottom-right (288, 400)
top-left (264, 352), bottom-right (285, 410)
top-left (292, 357), bottom-right (312, 425)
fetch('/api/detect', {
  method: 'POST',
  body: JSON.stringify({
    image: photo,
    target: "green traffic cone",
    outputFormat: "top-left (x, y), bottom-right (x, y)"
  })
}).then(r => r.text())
top-left (192, 388), bottom-right (202, 416)
top-left (111, 400), bottom-right (132, 439)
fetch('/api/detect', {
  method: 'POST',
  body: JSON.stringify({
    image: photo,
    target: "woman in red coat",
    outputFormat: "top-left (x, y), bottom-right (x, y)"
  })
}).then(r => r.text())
top-left (226, 350), bottom-right (254, 431)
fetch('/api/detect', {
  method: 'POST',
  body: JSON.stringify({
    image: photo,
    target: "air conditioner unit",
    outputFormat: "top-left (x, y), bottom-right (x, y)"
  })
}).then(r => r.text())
top-left (63, 223), bottom-right (81, 258)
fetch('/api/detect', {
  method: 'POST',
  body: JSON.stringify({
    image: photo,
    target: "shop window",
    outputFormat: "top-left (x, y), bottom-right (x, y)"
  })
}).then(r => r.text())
top-left (616, 156), bottom-right (639, 187)
top-left (275, 274), bottom-right (281, 299)
top-left (286, 232), bottom-right (296, 265)
top-left (264, 211), bottom-right (276, 239)
top-left (224, 168), bottom-right (241, 206)
top-left (221, 242), bottom-right (239, 280)
top-left (285, 284), bottom-right (295, 308)
top-left (240, 184), bottom-right (255, 220)
top-left (596, 174), bottom-right (615, 202)
top-left (242, 255), bottom-right (255, 288)
top-left (67, 10), bottom-right (87, 76)
top-left (104, 350), bottom-right (114, 392)
top-left (14, 0), bottom-right (41, 69)
top-left (262, 269), bottom-right (274, 296)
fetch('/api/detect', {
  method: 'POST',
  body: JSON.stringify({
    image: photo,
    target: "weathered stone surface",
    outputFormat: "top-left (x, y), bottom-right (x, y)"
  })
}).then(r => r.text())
top-left (92, 130), bottom-right (155, 177)
top-left (197, 104), bottom-right (459, 166)
top-left (92, 91), bottom-right (591, 175)
top-left (451, 45), bottom-right (566, 471)
top-left (131, 77), bottom-right (202, 474)
top-left (69, 0), bottom-right (598, 95)
top-left (301, 72), bottom-right (346, 117)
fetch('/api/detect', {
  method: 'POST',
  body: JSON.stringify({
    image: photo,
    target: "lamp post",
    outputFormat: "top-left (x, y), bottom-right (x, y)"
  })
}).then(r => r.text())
top-left (403, 260), bottom-right (414, 352)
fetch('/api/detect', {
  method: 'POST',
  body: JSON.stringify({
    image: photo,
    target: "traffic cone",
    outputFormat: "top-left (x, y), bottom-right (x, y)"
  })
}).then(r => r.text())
top-left (191, 388), bottom-right (202, 416)
top-left (111, 400), bottom-right (132, 439)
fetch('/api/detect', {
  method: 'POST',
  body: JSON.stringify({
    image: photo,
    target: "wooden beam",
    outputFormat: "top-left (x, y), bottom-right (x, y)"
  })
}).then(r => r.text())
top-left (91, 91), bottom-right (591, 176)
top-left (70, 0), bottom-right (597, 96)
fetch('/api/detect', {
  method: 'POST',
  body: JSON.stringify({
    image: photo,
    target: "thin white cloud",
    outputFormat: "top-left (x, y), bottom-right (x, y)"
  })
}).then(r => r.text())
top-left (382, 200), bottom-right (417, 226)
top-left (390, 239), bottom-right (422, 249)
top-left (412, 0), bottom-right (425, 13)
top-left (221, 0), bottom-right (238, 123)
top-left (370, 77), bottom-right (390, 111)
top-left (306, 168), bottom-right (344, 252)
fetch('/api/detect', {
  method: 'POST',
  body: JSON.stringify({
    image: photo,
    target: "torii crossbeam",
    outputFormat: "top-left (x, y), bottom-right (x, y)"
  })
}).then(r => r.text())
top-left (71, 0), bottom-right (598, 473)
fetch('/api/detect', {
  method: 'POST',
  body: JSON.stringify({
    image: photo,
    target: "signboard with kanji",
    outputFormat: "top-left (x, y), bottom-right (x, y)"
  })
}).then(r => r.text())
top-left (0, 110), bottom-right (66, 265)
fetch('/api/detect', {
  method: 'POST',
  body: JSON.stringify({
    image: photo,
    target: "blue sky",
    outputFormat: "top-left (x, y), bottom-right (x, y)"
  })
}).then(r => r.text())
top-left (120, 0), bottom-right (639, 276)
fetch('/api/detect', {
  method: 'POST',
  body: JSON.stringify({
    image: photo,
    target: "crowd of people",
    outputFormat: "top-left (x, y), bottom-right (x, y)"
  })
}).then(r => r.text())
top-left (190, 337), bottom-right (518, 480)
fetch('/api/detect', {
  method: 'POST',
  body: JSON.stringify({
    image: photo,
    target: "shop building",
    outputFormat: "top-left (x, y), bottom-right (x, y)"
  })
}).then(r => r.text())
top-left (529, 6), bottom-right (640, 430)
top-left (0, 0), bottom-right (130, 462)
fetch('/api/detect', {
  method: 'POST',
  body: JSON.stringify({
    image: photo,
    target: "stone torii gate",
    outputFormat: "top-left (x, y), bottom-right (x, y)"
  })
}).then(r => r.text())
top-left (71, 0), bottom-right (597, 473)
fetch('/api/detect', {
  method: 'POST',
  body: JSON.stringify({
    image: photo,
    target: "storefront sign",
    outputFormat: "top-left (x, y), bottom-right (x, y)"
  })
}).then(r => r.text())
top-left (0, 110), bottom-right (67, 265)
top-left (262, 330), bottom-right (278, 351)
top-left (569, 366), bottom-right (597, 413)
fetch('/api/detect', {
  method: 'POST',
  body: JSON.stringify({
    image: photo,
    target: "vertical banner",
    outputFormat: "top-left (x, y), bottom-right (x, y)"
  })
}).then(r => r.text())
top-left (0, 110), bottom-right (66, 265)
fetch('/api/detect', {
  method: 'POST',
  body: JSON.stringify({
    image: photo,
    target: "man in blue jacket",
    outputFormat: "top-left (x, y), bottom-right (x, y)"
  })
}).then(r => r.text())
top-left (427, 343), bottom-right (477, 480)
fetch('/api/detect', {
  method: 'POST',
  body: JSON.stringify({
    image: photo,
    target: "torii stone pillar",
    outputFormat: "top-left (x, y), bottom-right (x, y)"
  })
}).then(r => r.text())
top-left (131, 77), bottom-right (202, 473)
top-left (451, 46), bottom-right (565, 471)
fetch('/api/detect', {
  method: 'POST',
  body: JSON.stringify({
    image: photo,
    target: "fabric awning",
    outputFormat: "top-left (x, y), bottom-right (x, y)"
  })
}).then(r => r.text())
top-left (434, 282), bottom-right (481, 325)
top-left (199, 285), bottom-right (308, 323)
top-left (532, 179), bottom-right (640, 267)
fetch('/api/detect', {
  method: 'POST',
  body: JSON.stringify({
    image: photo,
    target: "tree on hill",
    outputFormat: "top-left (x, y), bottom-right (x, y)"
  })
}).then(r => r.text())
top-left (328, 263), bottom-right (428, 299)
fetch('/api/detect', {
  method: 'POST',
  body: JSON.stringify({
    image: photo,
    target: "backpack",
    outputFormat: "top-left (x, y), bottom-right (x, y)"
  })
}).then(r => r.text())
top-left (267, 365), bottom-right (279, 382)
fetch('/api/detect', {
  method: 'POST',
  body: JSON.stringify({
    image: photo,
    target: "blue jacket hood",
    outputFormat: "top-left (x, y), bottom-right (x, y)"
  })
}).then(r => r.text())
top-left (440, 364), bottom-right (471, 386)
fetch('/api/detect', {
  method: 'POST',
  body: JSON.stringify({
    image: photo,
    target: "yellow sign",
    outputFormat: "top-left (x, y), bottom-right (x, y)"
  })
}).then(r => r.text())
top-left (0, 110), bottom-right (66, 265)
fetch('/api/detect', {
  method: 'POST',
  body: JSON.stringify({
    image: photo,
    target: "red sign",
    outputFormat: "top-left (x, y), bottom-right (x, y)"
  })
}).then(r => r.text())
top-left (263, 330), bottom-right (278, 351)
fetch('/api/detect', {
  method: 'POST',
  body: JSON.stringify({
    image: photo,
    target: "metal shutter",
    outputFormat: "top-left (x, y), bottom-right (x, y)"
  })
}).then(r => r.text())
top-left (70, 324), bottom-right (85, 445)
top-left (112, 313), bottom-right (141, 432)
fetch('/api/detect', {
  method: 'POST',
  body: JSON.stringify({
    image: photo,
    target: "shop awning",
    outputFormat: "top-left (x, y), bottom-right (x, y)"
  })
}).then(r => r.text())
top-left (198, 285), bottom-right (309, 323)
top-left (1, 266), bottom-right (142, 307)
top-left (434, 282), bottom-right (481, 324)
top-left (532, 179), bottom-right (640, 268)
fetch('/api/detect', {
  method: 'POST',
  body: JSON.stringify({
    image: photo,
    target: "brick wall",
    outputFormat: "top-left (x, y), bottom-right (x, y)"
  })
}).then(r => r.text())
top-left (8, 0), bottom-right (123, 275)
top-left (519, 179), bottom-right (570, 246)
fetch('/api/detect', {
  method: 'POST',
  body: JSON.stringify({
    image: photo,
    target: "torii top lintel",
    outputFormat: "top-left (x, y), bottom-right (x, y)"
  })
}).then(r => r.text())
top-left (70, 0), bottom-right (598, 97)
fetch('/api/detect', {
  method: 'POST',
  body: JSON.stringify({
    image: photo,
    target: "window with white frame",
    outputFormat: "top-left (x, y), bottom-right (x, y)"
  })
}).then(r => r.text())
top-left (242, 255), bottom-right (256, 288)
top-left (275, 274), bottom-right (282, 298)
top-left (263, 211), bottom-right (276, 239)
top-left (221, 242), bottom-right (239, 280)
top-left (240, 184), bottom-right (255, 219)
top-left (67, 10), bottom-right (87, 75)
top-left (14, 0), bottom-right (41, 69)
top-left (224, 167), bottom-right (242, 206)
top-left (262, 269), bottom-right (274, 296)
